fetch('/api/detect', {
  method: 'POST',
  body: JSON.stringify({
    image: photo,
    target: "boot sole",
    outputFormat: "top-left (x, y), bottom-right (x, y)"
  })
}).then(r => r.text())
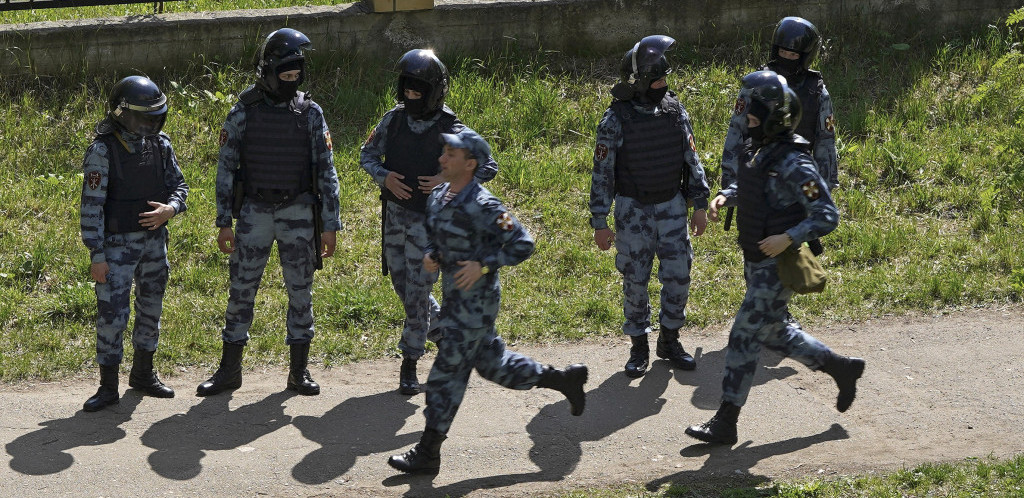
top-left (684, 427), bottom-right (737, 445)
top-left (196, 381), bottom-right (242, 397)
top-left (83, 397), bottom-right (119, 412)
top-left (287, 384), bottom-right (321, 396)
top-left (387, 457), bottom-right (440, 475)
top-left (836, 358), bottom-right (866, 412)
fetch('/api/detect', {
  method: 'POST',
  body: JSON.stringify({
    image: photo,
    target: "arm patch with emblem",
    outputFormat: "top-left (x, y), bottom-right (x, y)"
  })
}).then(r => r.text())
top-left (801, 180), bottom-right (821, 200)
top-left (496, 212), bottom-right (514, 231)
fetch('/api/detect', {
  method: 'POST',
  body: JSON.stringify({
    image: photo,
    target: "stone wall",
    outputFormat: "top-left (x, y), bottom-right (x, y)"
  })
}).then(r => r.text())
top-left (1, 0), bottom-right (1019, 76)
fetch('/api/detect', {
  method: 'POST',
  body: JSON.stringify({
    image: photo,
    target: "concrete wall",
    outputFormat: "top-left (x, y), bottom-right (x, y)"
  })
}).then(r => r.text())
top-left (1, 0), bottom-right (1020, 76)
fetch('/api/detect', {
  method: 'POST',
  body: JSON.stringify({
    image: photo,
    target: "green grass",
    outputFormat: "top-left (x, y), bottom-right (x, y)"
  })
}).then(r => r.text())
top-left (1, 15), bottom-right (1023, 380)
top-left (0, 0), bottom-right (355, 24)
top-left (548, 454), bottom-right (1024, 497)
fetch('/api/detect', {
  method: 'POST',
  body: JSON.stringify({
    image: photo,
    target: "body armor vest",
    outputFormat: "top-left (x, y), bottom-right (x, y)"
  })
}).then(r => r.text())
top-left (382, 109), bottom-right (457, 213)
top-left (241, 97), bottom-right (312, 202)
top-left (736, 144), bottom-right (807, 262)
top-left (792, 71), bottom-right (822, 144)
top-left (611, 95), bottom-right (687, 205)
top-left (101, 134), bottom-right (169, 234)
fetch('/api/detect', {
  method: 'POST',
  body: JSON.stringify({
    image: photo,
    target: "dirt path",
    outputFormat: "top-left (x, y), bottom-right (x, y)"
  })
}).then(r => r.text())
top-left (3, 305), bottom-right (1022, 497)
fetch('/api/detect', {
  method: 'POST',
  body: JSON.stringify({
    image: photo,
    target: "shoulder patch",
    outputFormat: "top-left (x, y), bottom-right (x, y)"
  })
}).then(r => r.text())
top-left (364, 128), bottom-right (376, 147)
top-left (496, 212), bottom-right (515, 231)
top-left (595, 143), bottom-right (609, 161)
top-left (687, 133), bottom-right (697, 153)
top-left (86, 171), bottom-right (102, 190)
top-left (801, 180), bottom-right (821, 201)
top-left (324, 130), bottom-right (333, 151)
top-left (219, 128), bottom-right (228, 147)
top-left (733, 97), bottom-right (746, 115)
top-left (824, 114), bottom-right (836, 133)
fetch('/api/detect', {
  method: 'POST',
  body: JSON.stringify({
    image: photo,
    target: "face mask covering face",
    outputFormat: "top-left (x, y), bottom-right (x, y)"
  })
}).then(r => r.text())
top-left (644, 85), bottom-right (669, 104)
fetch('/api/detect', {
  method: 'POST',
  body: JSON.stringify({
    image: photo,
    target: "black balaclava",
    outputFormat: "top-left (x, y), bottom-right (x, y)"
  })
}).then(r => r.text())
top-left (402, 78), bottom-right (433, 119)
top-left (769, 55), bottom-right (802, 81)
top-left (644, 84), bottom-right (669, 105)
top-left (746, 98), bottom-right (771, 145)
top-left (273, 60), bottom-right (303, 103)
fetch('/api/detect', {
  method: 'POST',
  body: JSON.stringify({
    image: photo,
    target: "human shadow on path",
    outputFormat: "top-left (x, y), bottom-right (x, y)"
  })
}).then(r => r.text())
top-left (140, 391), bottom-right (293, 480)
top-left (383, 346), bottom-right (800, 497)
top-left (646, 423), bottom-right (850, 491)
top-left (684, 348), bottom-right (798, 410)
top-left (6, 392), bottom-right (143, 475)
top-left (290, 391), bottom-right (420, 484)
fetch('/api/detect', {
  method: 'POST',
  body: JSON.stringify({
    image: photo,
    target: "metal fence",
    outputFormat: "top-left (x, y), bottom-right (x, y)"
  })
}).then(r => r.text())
top-left (0, 0), bottom-right (171, 13)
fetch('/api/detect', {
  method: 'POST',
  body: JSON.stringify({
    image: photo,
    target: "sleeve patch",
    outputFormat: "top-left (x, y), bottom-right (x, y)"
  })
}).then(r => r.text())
top-left (687, 133), bottom-right (697, 152)
top-left (86, 171), bottom-right (102, 190)
top-left (324, 130), bottom-right (333, 151)
top-left (496, 212), bottom-right (515, 231)
top-left (219, 128), bottom-right (228, 147)
top-left (363, 129), bottom-right (376, 147)
top-left (801, 180), bottom-right (821, 200)
top-left (595, 143), bottom-right (608, 161)
top-left (733, 97), bottom-right (746, 115)
top-left (824, 114), bottom-right (835, 133)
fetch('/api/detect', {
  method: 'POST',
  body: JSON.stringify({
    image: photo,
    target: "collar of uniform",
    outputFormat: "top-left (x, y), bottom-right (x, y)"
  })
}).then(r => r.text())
top-left (406, 111), bottom-right (442, 133)
top-left (114, 130), bottom-right (146, 153)
top-left (439, 180), bottom-right (478, 207)
top-left (630, 100), bottom-right (665, 116)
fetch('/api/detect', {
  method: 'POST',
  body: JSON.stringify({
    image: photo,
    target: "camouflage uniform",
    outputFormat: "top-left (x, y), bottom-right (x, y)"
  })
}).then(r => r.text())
top-left (720, 74), bottom-right (838, 192)
top-left (215, 92), bottom-right (341, 346)
top-left (360, 106), bottom-right (498, 358)
top-left (421, 180), bottom-right (541, 434)
top-left (589, 96), bottom-right (711, 338)
top-left (80, 131), bottom-right (189, 366)
top-left (717, 141), bottom-right (839, 406)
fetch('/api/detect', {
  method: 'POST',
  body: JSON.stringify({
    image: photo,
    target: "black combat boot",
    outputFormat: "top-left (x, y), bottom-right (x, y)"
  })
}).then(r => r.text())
top-left (625, 334), bottom-right (650, 378)
top-left (685, 401), bottom-right (741, 445)
top-left (820, 352), bottom-right (865, 412)
top-left (83, 364), bottom-right (120, 412)
top-left (128, 348), bottom-right (175, 398)
top-left (286, 343), bottom-right (320, 396)
top-left (196, 342), bottom-right (244, 397)
top-left (399, 356), bottom-right (420, 395)
top-left (656, 325), bottom-right (696, 370)
top-left (536, 364), bottom-right (588, 416)
top-left (388, 428), bottom-right (447, 474)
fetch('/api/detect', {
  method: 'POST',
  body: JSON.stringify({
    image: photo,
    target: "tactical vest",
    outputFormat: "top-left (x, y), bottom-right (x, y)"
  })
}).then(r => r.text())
top-left (241, 97), bottom-right (312, 203)
top-left (382, 109), bottom-right (457, 213)
top-left (611, 95), bottom-right (687, 205)
top-left (101, 134), bottom-right (169, 234)
top-left (792, 72), bottom-right (822, 144)
top-left (736, 144), bottom-right (807, 262)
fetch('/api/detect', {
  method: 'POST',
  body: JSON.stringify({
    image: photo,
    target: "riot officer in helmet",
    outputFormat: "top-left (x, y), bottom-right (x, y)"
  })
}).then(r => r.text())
top-left (691, 71), bottom-right (864, 445)
top-left (360, 49), bottom-right (498, 396)
top-left (589, 35), bottom-right (710, 379)
top-left (198, 28), bottom-right (341, 398)
top-left (720, 16), bottom-right (839, 195)
top-left (80, 75), bottom-right (190, 411)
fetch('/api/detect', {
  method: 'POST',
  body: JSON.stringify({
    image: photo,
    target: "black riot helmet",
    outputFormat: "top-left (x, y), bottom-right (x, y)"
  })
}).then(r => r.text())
top-left (253, 28), bottom-right (312, 101)
top-left (768, 17), bottom-right (821, 76)
top-left (394, 49), bottom-right (449, 120)
top-left (107, 75), bottom-right (168, 136)
top-left (611, 35), bottom-right (675, 102)
top-left (741, 70), bottom-right (802, 143)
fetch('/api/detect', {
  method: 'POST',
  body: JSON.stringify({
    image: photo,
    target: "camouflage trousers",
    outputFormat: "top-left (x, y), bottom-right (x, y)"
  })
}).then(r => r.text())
top-left (423, 326), bottom-right (543, 434)
top-left (721, 258), bottom-right (832, 407)
top-left (222, 199), bottom-right (317, 345)
top-left (94, 227), bottom-right (169, 366)
top-left (613, 193), bottom-right (694, 337)
top-left (384, 201), bottom-right (440, 359)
